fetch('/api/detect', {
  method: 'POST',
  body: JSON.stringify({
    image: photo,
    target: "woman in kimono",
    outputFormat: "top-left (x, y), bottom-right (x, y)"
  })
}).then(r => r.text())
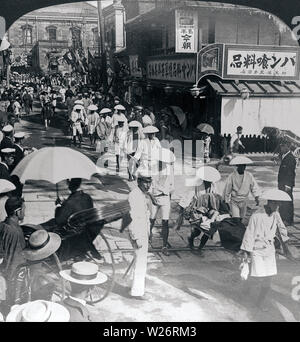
top-left (240, 189), bottom-right (290, 311)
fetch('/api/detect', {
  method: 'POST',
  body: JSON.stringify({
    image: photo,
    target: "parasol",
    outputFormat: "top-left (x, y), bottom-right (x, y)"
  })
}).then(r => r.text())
top-left (11, 147), bottom-right (101, 199)
top-left (168, 106), bottom-right (186, 126)
top-left (196, 123), bottom-right (214, 135)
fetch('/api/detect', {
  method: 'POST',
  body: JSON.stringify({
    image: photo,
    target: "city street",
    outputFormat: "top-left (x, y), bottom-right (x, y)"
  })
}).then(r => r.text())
top-left (15, 104), bottom-right (300, 322)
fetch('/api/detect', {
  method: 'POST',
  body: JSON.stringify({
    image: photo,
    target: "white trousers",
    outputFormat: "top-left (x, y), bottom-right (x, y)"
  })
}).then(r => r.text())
top-left (150, 195), bottom-right (171, 220)
top-left (230, 199), bottom-right (248, 219)
top-left (131, 241), bottom-right (148, 297)
top-left (72, 122), bottom-right (83, 136)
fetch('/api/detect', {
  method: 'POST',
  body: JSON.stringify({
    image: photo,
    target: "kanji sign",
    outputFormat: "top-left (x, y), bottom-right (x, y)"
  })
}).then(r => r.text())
top-left (146, 55), bottom-right (196, 84)
top-left (197, 44), bottom-right (224, 81)
top-left (224, 45), bottom-right (300, 80)
top-left (175, 9), bottom-right (198, 53)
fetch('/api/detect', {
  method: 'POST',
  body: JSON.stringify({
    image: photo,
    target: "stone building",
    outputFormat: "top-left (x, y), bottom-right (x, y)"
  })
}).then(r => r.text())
top-left (7, 2), bottom-right (99, 74)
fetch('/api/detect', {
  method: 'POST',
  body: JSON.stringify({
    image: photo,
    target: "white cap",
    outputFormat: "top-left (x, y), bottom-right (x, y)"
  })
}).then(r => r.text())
top-left (229, 155), bottom-right (253, 165)
top-left (74, 100), bottom-right (84, 105)
top-left (128, 120), bottom-right (142, 128)
top-left (1, 148), bottom-right (15, 154)
top-left (196, 166), bottom-right (221, 183)
top-left (143, 126), bottom-right (159, 134)
top-left (14, 132), bottom-right (25, 139)
top-left (114, 104), bottom-right (125, 111)
top-left (88, 104), bottom-right (98, 111)
top-left (2, 125), bottom-right (13, 133)
top-left (100, 108), bottom-right (112, 114)
top-left (261, 189), bottom-right (292, 201)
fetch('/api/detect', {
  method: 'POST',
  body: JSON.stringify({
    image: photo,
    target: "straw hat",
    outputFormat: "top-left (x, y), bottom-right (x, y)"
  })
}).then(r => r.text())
top-left (100, 108), bottom-right (112, 114)
top-left (196, 166), bottom-right (221, 183)
top-left (73, 104), bottom-right (84, 111)
top-left (0, 179), bottom-right (16, 194)
top-left (261, 189), bottom-right (292, 201)
top-left (2, 125), bottom-right (13, 133)
top-left (88, 104), bottom-right (98, 111)
top-left (6, 300), bottom-right (70, 322)
top-left (114, 104), bottom-right (125, 111)
top-left (185, 177), bottom-right (203, 187)
top-left (74, 99), bottom-right (84, 105)
top-left (143, 125), bottom-right (159, 134)
top-left (23, 230), bottom-right (61, 261)
top-left (128, 120), bottom-right (142, 128)
top-left (229, 155), bottom-right (253, 165)
top-left (60, 261), bottom-right (108, 286)
top-left (117, 117), bottom-right (126, 123)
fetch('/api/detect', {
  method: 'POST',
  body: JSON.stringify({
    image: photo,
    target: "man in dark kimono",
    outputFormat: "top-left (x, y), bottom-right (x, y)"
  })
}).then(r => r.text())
top-left (0, 197), bottom-right (26, 304)
top-left (0, 125), bottom-right (14, 150)
top-left (278, 141), bottom-right (297, 225)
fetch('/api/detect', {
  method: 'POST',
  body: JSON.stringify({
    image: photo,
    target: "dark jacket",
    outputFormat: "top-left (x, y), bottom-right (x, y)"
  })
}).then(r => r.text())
top-left (62, 297), bottom-right (93, 322)
top-left (12, 144), bottom-right (24, 168)
top-left (0, 162), bottom-right (11, 181)
top-left (278, 152), bottom-right (296, 188)
top-left (0, 136), bottom-right (14, 150)
top-left (55, 190), bottom-right (93, 227)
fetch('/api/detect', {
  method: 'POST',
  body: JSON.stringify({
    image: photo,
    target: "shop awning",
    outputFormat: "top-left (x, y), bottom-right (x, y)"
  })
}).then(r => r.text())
top-left (207, 79), bottom-right (300, 97)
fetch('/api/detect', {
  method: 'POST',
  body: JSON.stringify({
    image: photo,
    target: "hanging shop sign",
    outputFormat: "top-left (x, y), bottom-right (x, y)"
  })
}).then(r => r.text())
top-left (197, 44), bottom-right (223, 81)
top-left (223, 45), bottom-right (300, 80)
top-left (129, 55), bottom-right (143, 78)
top-left (147, 55), bottom-right (196, 84)
top-left (175, 9), bottom-right (198, 53)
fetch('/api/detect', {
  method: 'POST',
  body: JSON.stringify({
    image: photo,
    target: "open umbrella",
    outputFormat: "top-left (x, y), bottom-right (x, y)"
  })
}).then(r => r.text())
top-left (11, 147), bottom-right (100, 199)
top-left (168, 106), bottom-right (186, 126)
top-left (196, 123), bottom-right (214, 135)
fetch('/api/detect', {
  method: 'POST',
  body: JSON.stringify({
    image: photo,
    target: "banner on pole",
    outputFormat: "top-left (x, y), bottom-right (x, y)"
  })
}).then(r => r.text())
top-left (175, 9), bottom-right (198, 53)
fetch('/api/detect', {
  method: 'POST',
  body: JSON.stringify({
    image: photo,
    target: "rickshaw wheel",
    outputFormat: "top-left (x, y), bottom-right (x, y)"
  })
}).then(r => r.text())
top-left (85, 230), bottom-right (116, 305)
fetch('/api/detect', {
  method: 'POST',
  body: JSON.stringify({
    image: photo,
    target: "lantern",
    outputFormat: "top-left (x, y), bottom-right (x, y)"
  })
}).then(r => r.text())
top-left (164, 84), bottom-right (173, 95)
top-left (240, 87), bottom-right (250, 100)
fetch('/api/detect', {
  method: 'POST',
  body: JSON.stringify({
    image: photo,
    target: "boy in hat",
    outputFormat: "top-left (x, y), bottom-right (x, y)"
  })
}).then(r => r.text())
top-left (0, 125), bottom-right (14, 150)
top-left (0, 197), bottom-right (26, 304)
top-left (60, 261), bottom-right (107, 322)
top-left (224, 156), bottom-right (260, 221)
top-left (128, 168), bottom-right (153, 299)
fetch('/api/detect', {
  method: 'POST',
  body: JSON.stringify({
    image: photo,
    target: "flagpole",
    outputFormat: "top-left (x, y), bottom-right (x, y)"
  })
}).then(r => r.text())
top-left (97, 0), bottom-right (108, 92)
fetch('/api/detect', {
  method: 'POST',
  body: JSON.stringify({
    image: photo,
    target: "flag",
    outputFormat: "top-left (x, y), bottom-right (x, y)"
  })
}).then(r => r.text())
top-left (0, 36), bottom-right (10, 52)
top-left (63, 50), bottom-right (76, 66)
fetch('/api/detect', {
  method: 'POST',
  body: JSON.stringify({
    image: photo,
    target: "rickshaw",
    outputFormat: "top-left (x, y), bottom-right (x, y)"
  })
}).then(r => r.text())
top-left (9, 200), bottom-right (130, 307)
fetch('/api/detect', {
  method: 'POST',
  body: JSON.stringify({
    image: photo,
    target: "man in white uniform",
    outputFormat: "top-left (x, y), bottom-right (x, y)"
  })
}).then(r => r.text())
top-left (128, 167), bottom-right (152, 299)
top-left (71, 105), bottom-right (85, 147)
top-left (133, 126), bottom-right (161, 173)
top-left (224, 156), bottom-right (260, 220)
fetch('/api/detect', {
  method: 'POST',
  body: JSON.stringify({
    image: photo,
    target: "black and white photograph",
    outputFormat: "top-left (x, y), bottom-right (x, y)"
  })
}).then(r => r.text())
top-left (0, 0), bottom-right (299, 325)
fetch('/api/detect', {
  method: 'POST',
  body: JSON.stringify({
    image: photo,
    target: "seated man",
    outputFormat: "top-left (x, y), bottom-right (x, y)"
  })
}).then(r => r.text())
top-left (42, 178), bottom-right (99, 260)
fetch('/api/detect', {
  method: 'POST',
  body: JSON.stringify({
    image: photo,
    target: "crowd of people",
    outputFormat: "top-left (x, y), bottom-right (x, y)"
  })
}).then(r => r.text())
top-left (0, 78), bottom-right (297, 320)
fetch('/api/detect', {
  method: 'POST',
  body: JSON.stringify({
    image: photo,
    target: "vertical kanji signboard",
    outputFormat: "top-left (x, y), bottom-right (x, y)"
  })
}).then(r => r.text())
top-left (175, 9), bottom-right (198, 54)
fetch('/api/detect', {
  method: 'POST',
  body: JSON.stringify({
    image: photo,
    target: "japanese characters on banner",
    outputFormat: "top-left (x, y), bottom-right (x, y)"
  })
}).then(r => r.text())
top-left (147, 56), bottom-right (196, 83)
top-left (224, 45), bottom-right (300, 80)
top-left (175, 9), bottom-right (198, 53)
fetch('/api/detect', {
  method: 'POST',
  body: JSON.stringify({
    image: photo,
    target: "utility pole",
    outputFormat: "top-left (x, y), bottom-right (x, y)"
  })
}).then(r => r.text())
top-left (97, 0), bottom-right (108, 92)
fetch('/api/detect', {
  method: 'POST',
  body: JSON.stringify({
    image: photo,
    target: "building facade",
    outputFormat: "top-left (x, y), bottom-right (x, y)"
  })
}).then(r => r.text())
top-left (7, 2), bottom-right (99, 75)
top-left (119, 0), bottom-right (300, 139)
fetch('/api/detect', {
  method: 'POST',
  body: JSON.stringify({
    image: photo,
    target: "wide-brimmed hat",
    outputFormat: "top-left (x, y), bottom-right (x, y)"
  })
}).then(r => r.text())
top-left (88, 104), bottom-right (98, 111)
top-left (117, 117), bottom-right (126, 123)
top-left (143, 125), bottom-right (159, 134)
top-left (128, 120), bottom-right (142, 128)
top-left (229, 156), bottom-right (253, 165)
top-left (2, 125), bottom-right (13, 133)
top-left (100, 108), bottom-right (112, 115)
top-left (196, 166), bottom-right (221, 183)
top-left (23, 230), bottom-right (61, 261)
top-left (114, 104), bottom-right (125, 111)
top-left (185, 177), bottom-right (204, 187)
top-left (0, 179), bottom-right (16, 194)
top-left (73, 104), bottom-right (83, 111)
top-left (60, 261), bottom-right (108, 285)
top-left (6, 300), bottom-right (70, 322)
top-left (261, 189), bottom-right (292, 201)
top-left (74, 99), bottom-right (84, 105)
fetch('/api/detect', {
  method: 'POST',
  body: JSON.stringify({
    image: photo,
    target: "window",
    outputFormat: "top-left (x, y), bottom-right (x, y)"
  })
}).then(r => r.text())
top-left (47, 26), bottom-right (57, 41)
top-left (22, 25), bottom-right (32, 45)
top-left (71, 27), bottom-right (82, 49)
